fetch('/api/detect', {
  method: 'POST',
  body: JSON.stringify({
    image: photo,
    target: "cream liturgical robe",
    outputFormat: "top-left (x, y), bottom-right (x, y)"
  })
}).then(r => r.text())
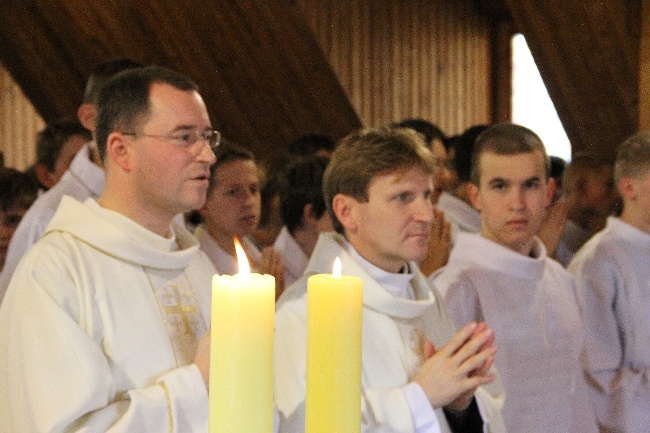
top-left (275, 232), bottom-right (506, 433)
top-left (569, 217), bottom-right (650, 433)
top-left (432, 233), bottom-right (598, 433)
top-left (0, 197), bottom-right (215, 432)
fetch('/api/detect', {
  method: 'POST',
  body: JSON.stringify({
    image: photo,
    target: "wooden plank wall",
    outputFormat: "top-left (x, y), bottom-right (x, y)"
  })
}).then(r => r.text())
top-left (0, 0), bottom-right (497, 171)
top-left (639, 0), bottom-right (650, 130)
top-left (0, 0), bottom-right (363, 169)
top-left (0, 66), bottom-right (45, 170)
top-left (297, 0), bottom-right (495, 136)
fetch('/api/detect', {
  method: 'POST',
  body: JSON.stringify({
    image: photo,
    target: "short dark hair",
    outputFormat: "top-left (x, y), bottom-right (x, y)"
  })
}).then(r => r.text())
top-left (83, 58), bottom-right (143, 105)
top-left (95, 66), bottom-right (199, 160)
top-left (36, 120), bottom-right (91, 170)
top-left (287, 133), bottom-right (336, 156)
top-left (207, 142), bottom-right (257, 197)
top-left (393, 118), bottom-right (448, 150)
top-left (614, 131), bottom-right (650, 185)
top-left (451, 124), bottom-right (489, 183)
top-left (470, 123), bottom-right (549, 185)
top-left (278, 155), bottom-right (329, 234)
top-left (0, 168), bottom-right (39, 212)
top-left (324, 126), bottom-right (436, 234)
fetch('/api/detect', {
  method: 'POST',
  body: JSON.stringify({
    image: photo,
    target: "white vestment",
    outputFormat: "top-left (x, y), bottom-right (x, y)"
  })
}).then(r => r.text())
top-left (568, 217), bottom-right (650, 433)
top-left (0, 197), bottom-right (215, 432)
top-left (0, 144), bottom-right (104, 302)
top-left (435, 192), bottom-right (480, 244)
top-left (432, 233), bottom-right (598, 433)
top-left (275, 232), bottom-right (505, 433)
top-left (555, 219), bottom-right (593, 267)
top-left (194, 224), bottom-right (261, 275)
top-left (273, 225), bottom-right (309, 287)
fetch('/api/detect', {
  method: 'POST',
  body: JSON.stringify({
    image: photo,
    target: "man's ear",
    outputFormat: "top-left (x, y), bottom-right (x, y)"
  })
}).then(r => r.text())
top-left (468, 183), bottom-right (481, 211)
top-left (546, 177), bottom-right (557, 207)
top-left (105, 132), bottom-right (132, 173)
top-left (618, 176), bottom-right (636, 201)
top-left (33, 163), bottom-right (55, 189)
top-left (332, 194), bottom-right (358, 233)
top-left (77, 103), bottom-right (96, 131)
top-left (301, 203), bottom-right (317, 230)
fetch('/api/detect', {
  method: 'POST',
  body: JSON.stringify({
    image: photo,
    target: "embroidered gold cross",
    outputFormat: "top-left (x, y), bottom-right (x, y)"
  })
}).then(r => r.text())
top-left (163, 284), bottom-right (197, 335)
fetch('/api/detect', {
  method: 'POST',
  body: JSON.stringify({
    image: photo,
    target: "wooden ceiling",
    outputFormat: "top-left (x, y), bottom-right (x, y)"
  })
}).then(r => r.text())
top-left (0, 0), bottom-right (644, 161)
top-left (0, 0), bottom-right (361, 166)
top-left (505, 0), bottom-right (642, 160)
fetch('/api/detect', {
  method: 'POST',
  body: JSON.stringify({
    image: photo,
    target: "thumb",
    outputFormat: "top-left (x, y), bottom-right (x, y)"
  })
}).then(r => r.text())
top-left (424, 339), bottom-right (436, 359)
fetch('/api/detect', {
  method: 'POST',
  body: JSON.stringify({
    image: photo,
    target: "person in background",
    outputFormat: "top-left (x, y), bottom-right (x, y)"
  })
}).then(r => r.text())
top-left (0, 65), bottom-right (218, 431)
top-left (195, 143), bottom-right (284, 299)
top-left (0, 168), bottom-right (39, 273)
top-left (555, 152), bottom-right (618, 266)
top-left (254, 169), bottom-right (284, 248)
top-left (31, 119), bottom-right (91, 191)
top-left (275, 126), bottom-right (505, 433)
top-left (273, 155), bottom-right (332, 290)
top-left (568, 131), bottom-right (650, 433)
top-left (0, 58), bottom-right (142, 303)
top-left (536, 155), bottom-right (569, 257)
top-left (432, 123), bottom-right (598, 432)
top-left (255, 133), bottom-right (336, 249)
top-left (436, 125), bottom-right (488, 242)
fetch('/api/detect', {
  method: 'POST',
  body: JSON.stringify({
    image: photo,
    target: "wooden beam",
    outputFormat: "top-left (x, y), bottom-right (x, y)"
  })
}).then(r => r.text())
top-left (640, 0), bottom-right (650, 130)
top-left (491, 19), bottom-right (515, 123)
top-left (506, 0), bottom-right (639, 160)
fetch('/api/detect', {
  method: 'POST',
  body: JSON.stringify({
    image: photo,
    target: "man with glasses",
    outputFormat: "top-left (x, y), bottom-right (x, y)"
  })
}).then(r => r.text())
top-left (0, 66), bottom-right (219, 431)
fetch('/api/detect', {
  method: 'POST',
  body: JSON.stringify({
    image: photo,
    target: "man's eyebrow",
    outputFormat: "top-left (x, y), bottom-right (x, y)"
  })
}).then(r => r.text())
top-left (487, 177), bottom-right (507, 185)
top-left (169, 125), bottom-right (212, 131)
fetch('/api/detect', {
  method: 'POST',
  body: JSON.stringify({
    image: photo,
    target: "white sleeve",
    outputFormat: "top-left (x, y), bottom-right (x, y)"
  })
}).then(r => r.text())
top-left (402, 383), bottom-right (441, 433)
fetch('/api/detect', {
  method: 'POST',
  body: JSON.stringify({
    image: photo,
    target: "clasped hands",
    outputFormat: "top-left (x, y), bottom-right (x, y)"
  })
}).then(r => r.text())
top-left (414, 321), bottom-right (496, 412)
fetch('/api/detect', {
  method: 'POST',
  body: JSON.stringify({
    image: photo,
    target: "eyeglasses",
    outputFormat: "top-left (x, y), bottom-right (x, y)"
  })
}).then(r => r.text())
top-left (122, 130), bottom-right (220, 156)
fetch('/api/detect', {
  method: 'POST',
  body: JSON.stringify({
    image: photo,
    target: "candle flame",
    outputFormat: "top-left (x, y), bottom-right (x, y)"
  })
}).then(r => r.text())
top-left (234, 237), bottom-right (251, 279)
top-left (333, 257), bottom-right (342, 278)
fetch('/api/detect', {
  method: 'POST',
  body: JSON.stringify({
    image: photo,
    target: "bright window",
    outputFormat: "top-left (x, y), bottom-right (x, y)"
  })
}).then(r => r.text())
top-left (511, 34), bottom-right (571, 161)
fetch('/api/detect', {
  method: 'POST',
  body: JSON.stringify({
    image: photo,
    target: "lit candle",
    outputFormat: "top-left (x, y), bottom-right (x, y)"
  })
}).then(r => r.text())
top-left (305, 257), bottom-right (363, 433)
top-left (209, 238), bottom-right (275, 433)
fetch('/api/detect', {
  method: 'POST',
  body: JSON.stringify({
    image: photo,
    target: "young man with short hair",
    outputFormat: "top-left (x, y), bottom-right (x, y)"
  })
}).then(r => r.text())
top-left (274, 155), bottom-right (332, 288)
top-left (568, 131), bottom-right (650, 433)
top-left (32, 119), bottom-right (92, 190)
top-left (432, 123), bottom-right (598, 432)
top-left (275, 127), bottom-right (505, 433)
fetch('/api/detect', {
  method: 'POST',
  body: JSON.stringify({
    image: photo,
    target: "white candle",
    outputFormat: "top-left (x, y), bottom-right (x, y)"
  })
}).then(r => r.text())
top-left (209, 238), bottom-right (275, 433)
top-left (305, 257), bottom-right (363, 433)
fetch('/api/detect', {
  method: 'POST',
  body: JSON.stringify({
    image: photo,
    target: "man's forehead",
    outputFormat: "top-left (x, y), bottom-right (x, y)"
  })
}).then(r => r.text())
top-left (365, 165), bottom-right (433, 195)
top-left (480, 151), bottom-right (546, 176)
top-left (146, 84), bottom-right (209, 124)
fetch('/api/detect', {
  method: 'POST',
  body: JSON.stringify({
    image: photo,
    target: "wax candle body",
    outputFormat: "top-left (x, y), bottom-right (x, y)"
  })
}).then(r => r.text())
top-left (209, 273), bottom-right (275, 433)
top-left (305, 273), bottom-right (363, 433)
